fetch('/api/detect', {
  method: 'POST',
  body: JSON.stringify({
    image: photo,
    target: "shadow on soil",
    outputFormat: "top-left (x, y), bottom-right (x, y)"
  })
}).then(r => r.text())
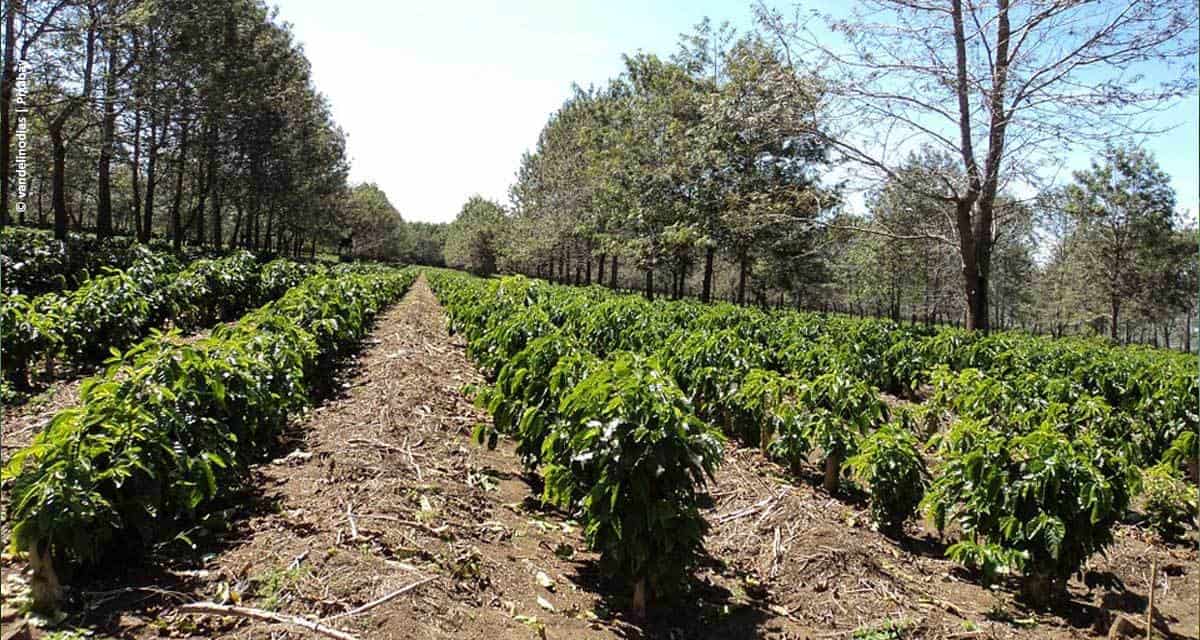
top-left (56, 479), bottom-right (283, 634)
top-left (562, 556), bottom-right (775, 640)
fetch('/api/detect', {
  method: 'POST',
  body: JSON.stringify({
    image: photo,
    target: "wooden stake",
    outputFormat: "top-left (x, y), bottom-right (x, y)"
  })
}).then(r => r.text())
top-left (1146, 559), bottom-right (1157, 640)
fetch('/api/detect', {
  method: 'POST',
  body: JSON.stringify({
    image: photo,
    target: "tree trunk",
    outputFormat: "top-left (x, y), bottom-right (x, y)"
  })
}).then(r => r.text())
top-left (193, 171), bottom-right (207, 248)
top-left (35, 171), bottom-right (44, 224)
top-left (251, 206), bottom-right (260, 250)
top-left (644, 267), bottom-right (654, 301)
top-left (1186, 307), bottom-right (1192, 353)
top-left (823, 454), bottom-right (841, 494)
top-left (170, 118), bottom-right (189, 251)
top-left (585, 254), bottom-right (592, 284)
top-left (631, 577), bottom-right (647, 619)
top-left (142, 113), bottom-right (160, 244)
top-left (1110, 298), bottom-right (1120, 341)
top-left (50, 125), bottom-right (68, 240)
top-left (263, 209), bottom-right (274, 254)
top-left (211, 178), bottom-right (222, 249)
top-left (0, 4), bottom-right (15, 227)
top-left (736, 255), bottom-right (749, 305)
top-left (956, 202), bottom-right (990, 333)
top-left (29, 541), bottom-right (61, 614)
top-left (230, 202), bottom-right (243, 249)
top-left (95, 3), bottom-right (120, 239)
top-left (48, 16), bottom-right (96, 240)
top-left (701, 246), bottom-right (715, 303)
top-left (130, 106), bottom-right (143, 240)
top-left (610, 255), bottom-right (618, 288)
top-left (597, 252), bottom-right (606, 285)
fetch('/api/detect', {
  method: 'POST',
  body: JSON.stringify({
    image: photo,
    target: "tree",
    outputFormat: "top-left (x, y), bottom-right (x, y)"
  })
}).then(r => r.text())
top-left (28, 0), bottom-right (100, 240)
top-left (396, 221), bottom-right (448, 266)
top-left (757, 0), bottom-right (1198, 331)
top-left (1065, 146), bottom-right (1176, 340)
top-left (337, 182), bottom-right (403, 260)
top-left (444, 196), bottom-right (505, 276)
top-left (4, 0), bottom-right (351, 255)
top-left (2, 1), bottom-right (72, 227)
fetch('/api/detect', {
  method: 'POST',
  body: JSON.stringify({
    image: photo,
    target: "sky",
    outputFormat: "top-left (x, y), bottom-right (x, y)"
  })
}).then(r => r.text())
top-left (274, 0), bottom-right (1200, 225)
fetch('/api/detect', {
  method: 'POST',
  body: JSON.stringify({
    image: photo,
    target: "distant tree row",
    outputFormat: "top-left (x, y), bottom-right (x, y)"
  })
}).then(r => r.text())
top-left (340, 182), bottom-right (446, 265)
top-left (829, 146), bottom-right (1197, 350)
top-left (1, 0), bottom-right (349, 255)
top-left (443, 3), bottom-right (1197, 350)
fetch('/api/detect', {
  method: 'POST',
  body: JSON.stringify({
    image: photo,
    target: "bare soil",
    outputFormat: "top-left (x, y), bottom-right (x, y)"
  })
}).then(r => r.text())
top-left (0, 275), bottom-right (1195, 640)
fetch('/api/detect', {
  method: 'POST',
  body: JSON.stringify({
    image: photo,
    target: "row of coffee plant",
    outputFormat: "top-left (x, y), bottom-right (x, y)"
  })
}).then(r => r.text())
top-left (427, 271), bottom-right (723, 616)
top-left (427, 269), bottom-right (1193, 609)
top-left (2, 265), bottom-right (416, 611)
top-left (0, 227), bottom-right (195, 297)
top-left (1, 250), bottom-right (317, 394)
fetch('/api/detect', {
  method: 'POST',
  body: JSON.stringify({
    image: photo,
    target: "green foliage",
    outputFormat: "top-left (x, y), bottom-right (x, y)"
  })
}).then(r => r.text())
top-left (0, 250), bottom-right (318, 391)
top-left (726, 368), bottom-right (803, 447)
top-left (428, 270), bottom-right (724, 606)
top-left (473, 332), bottom-right (594, 468)
top-left (0, 227), bottom-right (191, 297)
top-left (658, 328), bottom-right (769, 436)
top-left (541, 353), bottom-right (723, 600)
top-left (768, 371), bottom-right (888, 489)
top-left (443, 196), bottom-right (506, 276)
top-left (924, 418), bottom-right (1133, 594)
top-left (0, 294), bottom-right (60, 389)
top-left (1138, 464), bottom-right (1198, 539)
top-left (847, 416), bottom-right (928, 533)
top-left (1163, 430), bottom-right (1198, 475)
top-left (430, 265), bottom-right (1178, 607)
top-left (337, 183), bottom-right (405, 261)
top-left (2, 268), bottom-right (415, 570)
top-left (852, 619), bottom-right (913, 640)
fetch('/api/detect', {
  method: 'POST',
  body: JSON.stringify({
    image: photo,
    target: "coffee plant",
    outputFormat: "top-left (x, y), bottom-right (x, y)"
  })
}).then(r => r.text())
top-left (923, 418), bottom-right (1132, 605)
top-left (0, 250), bottom-right (317, 393)
top-left (541, 352), bottom-right (722, 615)
top-left (847, 414), bottom-right (928, 535)
top-left (3, 267), bottom-right (415, 611)
top-left (426, 267), bottom-right (1187, 609)
top-left (1138, 464), bottom-right (1198, 540)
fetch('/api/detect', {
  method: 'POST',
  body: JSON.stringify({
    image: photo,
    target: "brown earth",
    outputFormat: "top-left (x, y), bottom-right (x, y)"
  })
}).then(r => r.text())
top-left (1, 379), bottom-right (86, 454)
top-left (0, 275), bottom-right (1195, 640)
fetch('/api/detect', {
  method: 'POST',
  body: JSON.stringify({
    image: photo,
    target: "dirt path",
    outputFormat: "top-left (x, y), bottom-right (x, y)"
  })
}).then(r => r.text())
top-left (64, 276), bottom-right (620, 639)
top-left (1, 379), bottom-right (86, 454)
top-left (1, 275), bottom-right (1194, 640)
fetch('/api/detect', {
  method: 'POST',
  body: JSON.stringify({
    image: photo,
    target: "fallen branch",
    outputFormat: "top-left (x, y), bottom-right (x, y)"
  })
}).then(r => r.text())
top-left (322, 576), bottom-right (436, 622)
top-left (716, 488), bottom-right (789, 524)
top-left (178, 601), bottom-right (360, 640)
top-left (356, 513), bottom-right (450, 536)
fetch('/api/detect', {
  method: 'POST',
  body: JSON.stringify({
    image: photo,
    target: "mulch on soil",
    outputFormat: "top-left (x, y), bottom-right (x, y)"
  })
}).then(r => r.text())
top-left (0, 275), bottom-right (1195, 640)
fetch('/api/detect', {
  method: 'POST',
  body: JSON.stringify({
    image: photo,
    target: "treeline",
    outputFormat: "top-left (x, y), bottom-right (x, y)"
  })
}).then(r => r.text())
top-left (832, 146), bottom-right (1197, 350)
top-left (0, 0), bottom-right (349, 256)
top-left (441, 11), bottom-right (1197, 351)
top-left (338, 182), bottom-right (445, 265)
